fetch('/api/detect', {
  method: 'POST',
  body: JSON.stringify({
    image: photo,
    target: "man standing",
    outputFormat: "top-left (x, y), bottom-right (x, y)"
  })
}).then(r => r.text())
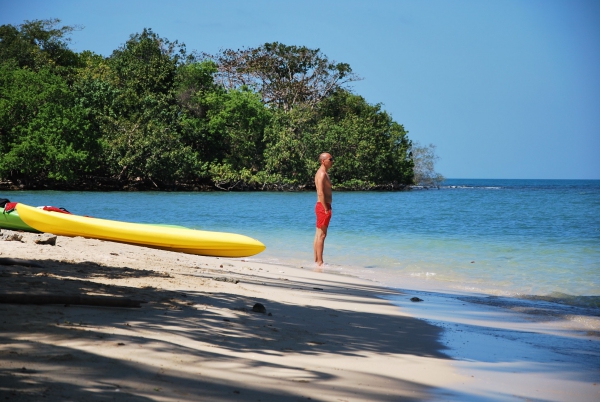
top-left (314, 152), bottom-right (334, 266)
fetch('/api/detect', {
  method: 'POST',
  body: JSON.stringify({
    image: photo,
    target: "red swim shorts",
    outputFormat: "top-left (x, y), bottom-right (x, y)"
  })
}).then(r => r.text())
top-left (315, 202), bottom-right (332, 228)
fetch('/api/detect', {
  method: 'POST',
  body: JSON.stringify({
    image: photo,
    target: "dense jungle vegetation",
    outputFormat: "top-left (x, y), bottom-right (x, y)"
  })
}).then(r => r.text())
top-left (0, 19), bottom-right (419, 191)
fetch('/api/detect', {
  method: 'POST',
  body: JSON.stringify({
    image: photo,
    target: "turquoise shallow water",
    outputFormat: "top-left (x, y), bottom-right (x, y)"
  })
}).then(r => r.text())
top-left (3, 179), bottom-right (599, 308)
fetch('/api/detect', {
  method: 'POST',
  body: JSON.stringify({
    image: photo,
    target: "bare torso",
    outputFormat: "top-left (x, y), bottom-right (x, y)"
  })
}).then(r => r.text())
top-left (315, 166), bottom-right (332, 207)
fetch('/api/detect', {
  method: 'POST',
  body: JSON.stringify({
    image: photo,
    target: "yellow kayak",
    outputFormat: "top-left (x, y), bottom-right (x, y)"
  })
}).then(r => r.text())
top-left (15, 203), bottom-right (266, 258)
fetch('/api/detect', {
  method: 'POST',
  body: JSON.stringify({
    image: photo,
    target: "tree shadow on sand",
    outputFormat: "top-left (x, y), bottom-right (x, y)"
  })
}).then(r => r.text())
top-left (0, 257), bottom-right (451, 401)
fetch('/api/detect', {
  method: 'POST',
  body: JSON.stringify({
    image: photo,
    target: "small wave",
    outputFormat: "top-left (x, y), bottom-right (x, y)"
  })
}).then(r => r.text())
top-left (455, 288), bottom-right (600, 310)
top-left (521, 293), bottom-right (600, 309)
top-left (440, 185), bottom-right (503, 190)
top-left (409, 272), bottom-right (437, 277)
top-left (459, 295), bottom-right (600, 332)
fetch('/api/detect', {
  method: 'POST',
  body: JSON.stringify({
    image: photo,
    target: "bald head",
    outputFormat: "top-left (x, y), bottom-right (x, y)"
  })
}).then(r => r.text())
top-left (319, 153), bottom-right (331, 163)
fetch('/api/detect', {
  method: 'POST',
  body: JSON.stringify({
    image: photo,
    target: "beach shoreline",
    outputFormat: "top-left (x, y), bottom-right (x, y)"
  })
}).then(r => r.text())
top-left (1, 231), bottom-right (598, 401)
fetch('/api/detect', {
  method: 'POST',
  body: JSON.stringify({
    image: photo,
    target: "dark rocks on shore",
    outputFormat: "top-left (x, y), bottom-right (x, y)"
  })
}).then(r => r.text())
top-left (34, 233), bottom-right (57, 245)
top-left (212, 277), bottom-right (240, 284)
top-left (0, 232), bottom-right (23, 242)
top-left (252, 303), bottom-right (267, 314)
top-left (0, 177), bottom-right (216, 192)
top-left (0, 231), bottom-right (57, 246)
top-left (0, 177), bottom-right (411, 192)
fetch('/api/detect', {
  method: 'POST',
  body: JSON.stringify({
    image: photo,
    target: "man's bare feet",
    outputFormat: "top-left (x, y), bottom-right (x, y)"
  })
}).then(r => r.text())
top-left (314, 262), bottom-right (324, 272)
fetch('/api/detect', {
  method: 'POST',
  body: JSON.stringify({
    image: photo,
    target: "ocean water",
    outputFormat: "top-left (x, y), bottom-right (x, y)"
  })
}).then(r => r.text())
top-left (3, 179), bottom-right (599, 314)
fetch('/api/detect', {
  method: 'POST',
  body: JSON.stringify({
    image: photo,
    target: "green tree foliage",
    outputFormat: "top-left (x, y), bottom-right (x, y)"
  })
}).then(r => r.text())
top-left (0, 63), bottom-right (100, 182)
top-left (175, 61), bottom-right (273, 189)
top-left (0, 20), bottom-right (417, 190)
top-left (262, 90), bottom-right (413, 189)
top-left (0, 19), bottom-right (81, 73)
top-left (205, 89), bottom-right (271, 187)
top-left (100, 29), bottom-right (199, 184)
top-left (109, 28), bottom-right (186, 99)
top-left (176, 61), bottom-right (231, 174)
top-left (318, 91), bottom-right (413, 188)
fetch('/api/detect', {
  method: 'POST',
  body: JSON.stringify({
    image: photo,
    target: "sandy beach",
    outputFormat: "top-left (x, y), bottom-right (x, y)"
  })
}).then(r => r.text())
top-left (1, 231), bottom-right (598, 401)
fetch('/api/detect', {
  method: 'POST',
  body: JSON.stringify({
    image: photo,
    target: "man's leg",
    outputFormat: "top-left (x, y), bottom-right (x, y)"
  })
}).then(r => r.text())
top-left (314, 225), bottom-right (328, 266)
top-left (314, 230), bottom-right (318, 262)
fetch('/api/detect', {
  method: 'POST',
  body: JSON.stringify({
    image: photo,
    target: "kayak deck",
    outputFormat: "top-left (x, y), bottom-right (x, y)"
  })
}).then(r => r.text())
top-left (8, 203), bottom-right (265, 258)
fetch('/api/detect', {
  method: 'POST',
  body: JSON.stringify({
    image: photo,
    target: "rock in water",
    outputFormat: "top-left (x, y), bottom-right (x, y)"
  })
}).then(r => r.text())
top-left (410, 297), bottom-right (424, 302)
top-left (252, 303), bottom-right (267, 313)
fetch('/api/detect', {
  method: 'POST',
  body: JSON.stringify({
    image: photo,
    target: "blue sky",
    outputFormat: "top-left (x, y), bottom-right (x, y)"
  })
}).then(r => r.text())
top-left (2, 0), bottom-right (598, 179)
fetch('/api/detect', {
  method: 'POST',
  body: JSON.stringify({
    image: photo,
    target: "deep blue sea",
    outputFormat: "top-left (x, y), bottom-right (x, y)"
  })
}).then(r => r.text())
top-left (4, 179), bottom-right (599, 310)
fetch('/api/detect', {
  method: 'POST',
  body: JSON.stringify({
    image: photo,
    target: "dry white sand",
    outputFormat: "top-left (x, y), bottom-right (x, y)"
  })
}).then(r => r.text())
top-left (0, 231), bottom-right (598, 401)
